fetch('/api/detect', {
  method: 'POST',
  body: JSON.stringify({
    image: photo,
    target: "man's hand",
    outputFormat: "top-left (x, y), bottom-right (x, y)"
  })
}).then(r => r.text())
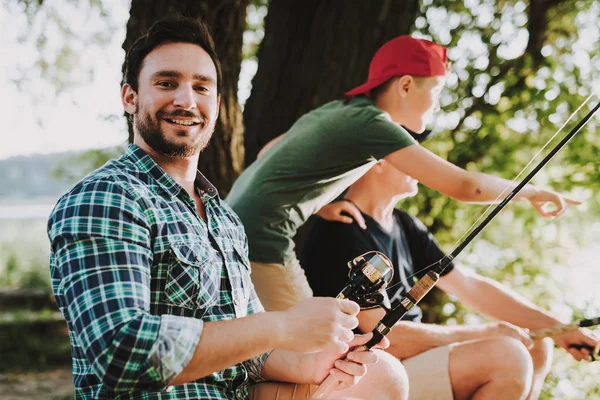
top-left (305, 332), bottom-right (390, 389)
top-left (478, 322), bottom-right (534, 349)
top-left (554, 328), bottom-right (600, 361)
top-left (525, 187), bottom-right (580, 218)
top-left (316, 200), bottom-right (366, 229)
top-left (274, 298), bottom-right (360, 353)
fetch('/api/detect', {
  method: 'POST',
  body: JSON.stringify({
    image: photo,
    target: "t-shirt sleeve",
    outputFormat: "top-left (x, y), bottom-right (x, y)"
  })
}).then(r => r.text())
top-left (299, 217), bottom-right (374, 298)
top-left (359, 112), bottom-right (418, 161)
top-left (397, 211), bottom-right (454, 278)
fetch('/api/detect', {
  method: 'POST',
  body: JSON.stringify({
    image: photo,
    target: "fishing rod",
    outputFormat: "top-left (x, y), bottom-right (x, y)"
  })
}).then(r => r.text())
top-left (312, 101), bottom-right (600, 397)
top-left (530, 317), bottom-right (600, 360)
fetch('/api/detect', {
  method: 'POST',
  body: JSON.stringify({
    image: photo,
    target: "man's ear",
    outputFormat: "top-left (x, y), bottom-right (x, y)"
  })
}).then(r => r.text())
top-left (395, 76), bottom-right (414, 98)
top-left (121, 84), bottom-right (137, 115)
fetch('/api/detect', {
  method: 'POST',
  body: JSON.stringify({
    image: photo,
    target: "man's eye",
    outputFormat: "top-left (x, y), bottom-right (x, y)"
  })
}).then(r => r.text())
top-left (194, 86), bottom-right (209, 93)
top-left (157, 81), bottom-right (175, 88)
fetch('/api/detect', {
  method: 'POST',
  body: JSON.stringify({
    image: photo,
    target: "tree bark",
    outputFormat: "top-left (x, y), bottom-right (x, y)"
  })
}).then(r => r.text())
top-left (243, 0), bottom-right (420, 164)
top-left (123, 0), bottom-right (248, 195)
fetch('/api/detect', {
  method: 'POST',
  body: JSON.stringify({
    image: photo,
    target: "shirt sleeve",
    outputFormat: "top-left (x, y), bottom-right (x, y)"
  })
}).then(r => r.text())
top-left (398, 211), bottom-right (455, 278)
top-left (360, 112), bottom-right (417, 161)
top-left (48, 180), bottom-right (203, 391)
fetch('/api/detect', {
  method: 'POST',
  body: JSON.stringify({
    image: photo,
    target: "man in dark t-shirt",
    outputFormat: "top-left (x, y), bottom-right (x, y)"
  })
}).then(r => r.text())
top-left (300, 160), bottom-right (598, 400)
top-left (303, 205), bottom-right (453, 323)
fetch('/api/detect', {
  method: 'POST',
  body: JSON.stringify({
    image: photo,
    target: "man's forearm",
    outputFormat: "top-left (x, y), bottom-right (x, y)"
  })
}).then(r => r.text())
top-left (358, 308), bottom-right (482, 359)
top-left (260, 348), bottom-right (311, 383)
top-left (171, 311), bottom-right (283, 385)
top-left (440, 270), bottom-right (561, 331)
top-left (387, 320), bottom-right (483, 359)
top-left (462, 171), bottom-right (537, 203)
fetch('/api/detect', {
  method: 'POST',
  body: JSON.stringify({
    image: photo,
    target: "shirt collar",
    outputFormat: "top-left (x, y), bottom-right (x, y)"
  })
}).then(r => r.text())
top-left (124, 144), bottom-right (218, 199)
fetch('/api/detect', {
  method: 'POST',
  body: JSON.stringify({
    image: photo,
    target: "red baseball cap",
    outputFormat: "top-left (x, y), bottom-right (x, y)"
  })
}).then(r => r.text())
top-left (345, 36), bottom-right (448, 98)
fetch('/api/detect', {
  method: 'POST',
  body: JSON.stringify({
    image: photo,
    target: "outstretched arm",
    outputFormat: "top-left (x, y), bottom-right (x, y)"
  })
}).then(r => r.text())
top-left (384, 145), bottom-right (579, 217)
top-left (357, 307), bottom-right (532, 360)
top-left (438, 266), bottom-right (599, 361)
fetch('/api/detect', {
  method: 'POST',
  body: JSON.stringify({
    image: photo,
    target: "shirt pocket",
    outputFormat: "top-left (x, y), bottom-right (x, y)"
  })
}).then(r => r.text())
top-left (164, 242), bottom-right (221, 311)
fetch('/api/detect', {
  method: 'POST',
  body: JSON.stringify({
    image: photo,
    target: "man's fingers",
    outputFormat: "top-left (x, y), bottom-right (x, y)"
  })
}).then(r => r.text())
top-left (513, 327), bottom-right (533, 349)
top-left (337, 299), bottom-right (360, 316)
top-left (534, 203), bottom-right (559, 219)
top-left (567, 346), bottom-right (588, 362)
top-left (339, 216), bottom-right (354, 224)
top-left (346, 348), bottom-right (379, 365)
top-left (565, 197), bottom-right (582, 205)
top-left (343, 201), bottom-right (366, 229)
top-left (347, 332), bottom-right (390, 350)
top-left (520, 334), bottom-right (534, 349)
top-left (333, 358), bottom-right (368, 378)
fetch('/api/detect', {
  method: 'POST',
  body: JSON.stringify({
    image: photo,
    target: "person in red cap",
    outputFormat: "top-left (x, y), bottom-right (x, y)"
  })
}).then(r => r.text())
top-left (226, 35), bottom-right (578, 312)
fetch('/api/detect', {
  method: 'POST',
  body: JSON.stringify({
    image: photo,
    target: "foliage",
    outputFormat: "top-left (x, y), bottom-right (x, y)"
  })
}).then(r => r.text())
top-left (7, 0), bottom-right (118, 96)
top-left (50, 146), bottom-right (125, 183)
top-left (404, 1), bottom-right (600, 398)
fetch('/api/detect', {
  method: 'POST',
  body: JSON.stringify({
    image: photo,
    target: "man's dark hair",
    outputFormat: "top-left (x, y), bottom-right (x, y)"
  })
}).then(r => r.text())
top-left (123, 17), bottom-right (222, 94)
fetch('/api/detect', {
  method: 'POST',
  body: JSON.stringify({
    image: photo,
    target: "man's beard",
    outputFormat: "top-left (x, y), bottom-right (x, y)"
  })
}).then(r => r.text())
top-left (135, 107), bottom-right (215, 158)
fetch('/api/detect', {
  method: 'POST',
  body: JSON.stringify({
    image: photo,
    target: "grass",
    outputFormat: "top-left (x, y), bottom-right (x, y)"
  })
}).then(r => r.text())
top-left (0, 219), bottom-right (51, 290)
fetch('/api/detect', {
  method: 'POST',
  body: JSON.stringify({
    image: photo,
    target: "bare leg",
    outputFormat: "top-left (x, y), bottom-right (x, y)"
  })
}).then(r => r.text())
top-left (526, 338), bottom-right (553, 400)
top-left (449, 337), bottom-right (534, 400)
top-left (327, 350), bottom-right (409, 400)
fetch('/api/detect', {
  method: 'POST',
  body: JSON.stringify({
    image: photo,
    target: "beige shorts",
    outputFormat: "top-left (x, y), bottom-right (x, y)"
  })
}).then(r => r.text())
top-left (250, 259), bottom-right (313, 311)
top-left (402, 344), bottom-right (454, 400)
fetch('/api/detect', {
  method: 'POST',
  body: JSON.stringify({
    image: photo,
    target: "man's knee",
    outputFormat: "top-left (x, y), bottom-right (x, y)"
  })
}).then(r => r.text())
top-left (489, 337), bottom-right (534, 393)
top-left (530, 337), bottom-right (553, 374)
top-left (367, 349), bottom-right (409, 400)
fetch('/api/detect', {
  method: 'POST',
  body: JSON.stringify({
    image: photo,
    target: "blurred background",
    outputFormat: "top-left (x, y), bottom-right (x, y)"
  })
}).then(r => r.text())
top-left (0, 0), bottom-right (598, 398)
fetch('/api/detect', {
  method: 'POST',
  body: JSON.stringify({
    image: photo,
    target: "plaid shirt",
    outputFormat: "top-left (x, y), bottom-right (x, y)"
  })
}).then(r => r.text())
top-left (48, 145), bottom-right (268, 399)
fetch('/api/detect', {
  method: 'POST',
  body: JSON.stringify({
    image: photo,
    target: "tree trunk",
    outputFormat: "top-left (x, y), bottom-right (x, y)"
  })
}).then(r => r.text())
top-left (243, 0), bottom-right (420, 164)
top-left (123, 0), bottom-right (248, 195)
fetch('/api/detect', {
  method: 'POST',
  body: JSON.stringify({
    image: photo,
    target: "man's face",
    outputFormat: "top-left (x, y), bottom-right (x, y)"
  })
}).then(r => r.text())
top-left (378, 160), bottom-right (418, 198)
top-left (402, 76), bottom-right (444, 133)
top-left (124, 42), bottom-right (220, 158)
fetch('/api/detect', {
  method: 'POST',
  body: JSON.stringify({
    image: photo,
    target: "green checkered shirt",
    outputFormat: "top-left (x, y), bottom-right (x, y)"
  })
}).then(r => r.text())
top-left (48, 145), bottom-right (268, 399)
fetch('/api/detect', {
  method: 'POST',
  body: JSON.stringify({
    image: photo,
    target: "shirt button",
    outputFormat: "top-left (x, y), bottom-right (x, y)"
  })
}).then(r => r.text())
top-left (196, 256), bottom-right (202, 262)
top-left (233, 299), bottom-right (239, 306)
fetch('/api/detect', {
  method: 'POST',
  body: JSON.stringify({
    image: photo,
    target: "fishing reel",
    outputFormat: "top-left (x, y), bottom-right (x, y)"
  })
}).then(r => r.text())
top-left (337, 251), bottom-right (394, 309)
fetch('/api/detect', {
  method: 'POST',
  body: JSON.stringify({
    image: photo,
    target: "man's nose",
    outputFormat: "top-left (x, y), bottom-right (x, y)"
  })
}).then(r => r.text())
top-left (173, 85), bottom-right (196, 110)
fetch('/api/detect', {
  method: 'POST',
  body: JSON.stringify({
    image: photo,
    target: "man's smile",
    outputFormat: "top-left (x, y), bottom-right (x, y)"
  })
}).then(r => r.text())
top-left (164, 117), bottom-right (202, 127)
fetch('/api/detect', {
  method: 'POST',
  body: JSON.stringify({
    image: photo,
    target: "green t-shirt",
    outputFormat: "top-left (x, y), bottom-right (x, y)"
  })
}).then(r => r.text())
top-left (226, 96), bottom-right (416, 263)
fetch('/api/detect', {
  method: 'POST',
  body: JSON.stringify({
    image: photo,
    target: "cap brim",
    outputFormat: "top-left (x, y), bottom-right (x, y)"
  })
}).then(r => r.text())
top-left (345, 75), bottom-right (393, 98)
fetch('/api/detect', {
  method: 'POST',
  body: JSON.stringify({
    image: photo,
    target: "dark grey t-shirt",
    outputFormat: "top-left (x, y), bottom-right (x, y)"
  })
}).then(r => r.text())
top-left (300, 209), bottom-right (455, 322)
top-left (226, 97), bottom-right (416, 263)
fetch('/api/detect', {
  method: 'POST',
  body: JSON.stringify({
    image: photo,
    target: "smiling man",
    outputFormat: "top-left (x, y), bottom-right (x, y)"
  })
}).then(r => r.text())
top-left (48, 17), bottom-right (408, 400)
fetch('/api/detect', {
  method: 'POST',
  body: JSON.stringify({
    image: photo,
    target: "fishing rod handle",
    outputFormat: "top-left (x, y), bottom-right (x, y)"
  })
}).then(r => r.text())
top-left (529, 317), bottom-right (600, 340)
top-left (314, 271), bottom-right (440, 397)
top-left (530, 323), bottom-right (580, 340)
top-left (364, 270), bottom-right (440, 348)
